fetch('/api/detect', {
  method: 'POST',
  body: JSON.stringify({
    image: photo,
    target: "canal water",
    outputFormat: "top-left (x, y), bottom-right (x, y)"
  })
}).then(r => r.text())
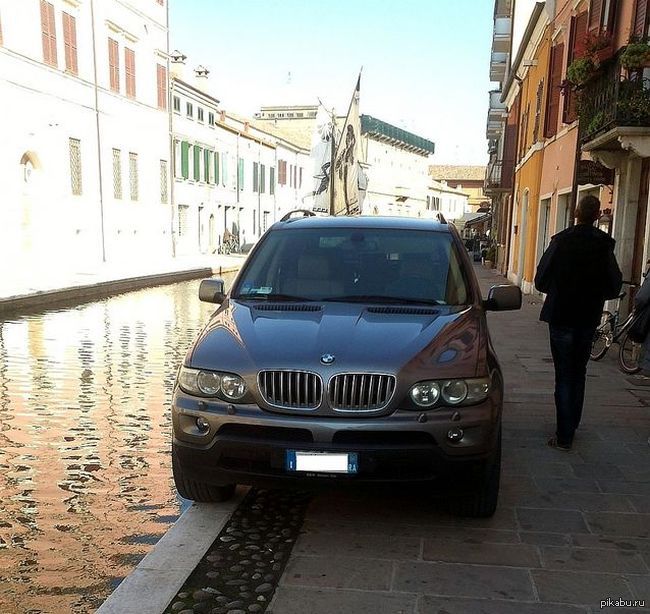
top-left (0, 273), bottom-right (239, 614)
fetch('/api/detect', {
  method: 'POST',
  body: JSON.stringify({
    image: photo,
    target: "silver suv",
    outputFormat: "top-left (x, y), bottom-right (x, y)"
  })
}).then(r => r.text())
top-left (171, 214), bottom-right (521, 517)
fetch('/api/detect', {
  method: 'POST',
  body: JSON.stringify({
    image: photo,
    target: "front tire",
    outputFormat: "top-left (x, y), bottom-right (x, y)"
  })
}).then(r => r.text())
top-left (591, 311), bottom-right (613, 361)
top-left (172, 444), bottom-right (235, 502)
top-left (619, 332), bottom-right (642, 374)
top-left (447, 426), bottom-right (501, 518)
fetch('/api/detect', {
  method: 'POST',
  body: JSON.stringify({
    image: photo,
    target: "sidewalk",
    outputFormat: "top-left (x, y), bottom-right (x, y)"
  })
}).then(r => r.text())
top-left (0, 253), bottom-right (247, 315)
top-left (269, 265), bottom-right (650, 614)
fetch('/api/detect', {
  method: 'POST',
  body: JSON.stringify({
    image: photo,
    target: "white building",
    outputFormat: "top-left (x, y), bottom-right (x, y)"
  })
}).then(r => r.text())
top-left (426, 180), bottom-right (470, 222)
top-left (0, 0), bottom-right (171, 270)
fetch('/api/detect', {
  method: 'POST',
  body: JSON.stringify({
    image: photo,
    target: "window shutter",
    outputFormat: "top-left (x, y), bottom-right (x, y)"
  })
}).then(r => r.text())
top-left (215, 152), bottom-right (220, 184)
top-left (157, 64), bottom-right (167, 109)
top-left (194, 145), bottom-right (201, 181)
top-left (109, 38), bottom-right (119, 92)
top-left (634, 0), bottom-right (649, 37)
top-left (261, 164), bottom-right (265, 193)
top-left (204, 149), bottom-right (210, 183)
top-left (270, 167), bottom-right (275, 195)
top-left (125, 48), bottom-right (136, 98)
top-left (181, 141), bottom-right (189, 179)
top-left (544, 42), bottom-right (564, 138)
top-left (63, 13), bottom-right (77, 74)
top-left (589, 0), bottom-right (602, 31)
top-left (563, 13), bottom-right (587, 124)
top-left (41, 1), bottom-right (57, 66)
top-left (253, 162), bottom-right (259, 192)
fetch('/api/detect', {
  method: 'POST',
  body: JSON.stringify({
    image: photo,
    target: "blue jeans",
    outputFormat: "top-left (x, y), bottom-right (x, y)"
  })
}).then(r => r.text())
top-left (548, 325), bottom-right (595, 446)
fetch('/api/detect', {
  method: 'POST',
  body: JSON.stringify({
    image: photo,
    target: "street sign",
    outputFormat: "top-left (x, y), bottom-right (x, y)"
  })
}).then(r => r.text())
top-left (577, 160), bottom-right (614, 186)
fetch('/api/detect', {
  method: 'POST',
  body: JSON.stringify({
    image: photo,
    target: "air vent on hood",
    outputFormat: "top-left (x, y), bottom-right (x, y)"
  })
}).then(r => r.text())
top-left (366, 306), bottom-right (439, 315)
top-left (253, 304), bottom-right (322, 312)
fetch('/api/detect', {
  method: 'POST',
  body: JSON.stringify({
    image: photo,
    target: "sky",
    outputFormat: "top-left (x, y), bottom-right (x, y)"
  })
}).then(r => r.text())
top-left (170, 0), bottom-right (494, 166)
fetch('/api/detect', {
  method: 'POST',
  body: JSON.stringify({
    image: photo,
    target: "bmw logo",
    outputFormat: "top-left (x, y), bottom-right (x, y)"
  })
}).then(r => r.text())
top-left (320, 353), bottom-right (335, 364)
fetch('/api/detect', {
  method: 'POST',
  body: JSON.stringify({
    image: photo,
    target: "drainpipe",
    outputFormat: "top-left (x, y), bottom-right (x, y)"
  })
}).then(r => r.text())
top-left (89, 0), bottom-right (106, 263)
top-left (166, 2), bottom-right (176, 257)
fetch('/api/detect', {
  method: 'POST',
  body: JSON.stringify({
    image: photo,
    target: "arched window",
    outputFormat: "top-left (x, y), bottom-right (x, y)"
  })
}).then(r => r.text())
top-left (20, 152), bottom-right (39, 184)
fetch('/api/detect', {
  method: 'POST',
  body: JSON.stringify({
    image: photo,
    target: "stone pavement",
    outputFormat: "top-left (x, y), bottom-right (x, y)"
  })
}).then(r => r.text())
top-left (269, 265), bottom-right (650, 614)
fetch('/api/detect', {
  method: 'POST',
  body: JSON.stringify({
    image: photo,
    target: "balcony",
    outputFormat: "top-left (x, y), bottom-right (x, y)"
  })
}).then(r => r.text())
top-left (484, 159), bottom-right (514, 194)
top-left (494, 0), bottom-right (513, 18)
top-left (492, 16), bottom-right (512, 53)
top-left (580, 59), bottom-right (650, 148)
top-left (490, 51), bottom-right (508, 83)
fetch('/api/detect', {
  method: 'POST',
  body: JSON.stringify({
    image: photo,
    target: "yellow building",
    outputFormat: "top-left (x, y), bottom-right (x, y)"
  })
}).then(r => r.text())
top-left (502, 4), bottom-right (550, 294)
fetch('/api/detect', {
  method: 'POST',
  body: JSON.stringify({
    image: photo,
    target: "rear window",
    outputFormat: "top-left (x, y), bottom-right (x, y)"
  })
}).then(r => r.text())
top-left (233, 227), bottom-right (470, 305)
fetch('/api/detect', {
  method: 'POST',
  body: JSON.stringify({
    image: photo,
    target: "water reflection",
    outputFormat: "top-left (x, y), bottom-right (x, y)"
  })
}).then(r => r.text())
top-left (0, 273), bottom-right (237, 613)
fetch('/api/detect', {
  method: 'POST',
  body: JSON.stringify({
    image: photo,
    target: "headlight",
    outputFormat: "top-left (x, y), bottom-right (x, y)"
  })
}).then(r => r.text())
top-left (407, 377), bottom-right (490, 408)
top-left (178, 367), bottom-right (201, 396)
top-left (177, 366), bottom-right (247, 401)
top-left (441, 380), bottom-right (468, 405)
top-left (197, 371), bottom-right (221, 395)
top-left (221, 374), bottom-right (247, 400)
top-left (410, 382), bottom-right (440, 407)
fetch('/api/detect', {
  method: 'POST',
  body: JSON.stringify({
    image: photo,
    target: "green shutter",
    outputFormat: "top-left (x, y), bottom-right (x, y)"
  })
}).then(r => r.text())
top-left (204, 149), bottom-right (210, 183)
top-left (253, 162), bottom-right (258, 192)
top-left (270, 167), bottom-right (275, 195)
top-left (215, 152), bottom-right (220, 184)
top-left (181, 141), bottom-right (189, 179)
top-left (194, 145), bottom-right (200, 181)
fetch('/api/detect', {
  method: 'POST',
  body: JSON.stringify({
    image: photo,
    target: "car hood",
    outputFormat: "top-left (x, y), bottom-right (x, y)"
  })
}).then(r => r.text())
top-left (189, 300), bottom-right (485, 380)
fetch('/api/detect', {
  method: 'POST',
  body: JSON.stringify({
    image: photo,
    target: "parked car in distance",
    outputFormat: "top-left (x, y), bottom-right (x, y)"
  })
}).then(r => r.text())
top-left (171, 213), bottom-right (521, 517)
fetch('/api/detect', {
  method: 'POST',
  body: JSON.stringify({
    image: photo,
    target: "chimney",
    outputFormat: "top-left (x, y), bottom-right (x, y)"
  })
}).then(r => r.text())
top-left (170, 49), bottom-right (187, 80)
top-left (194, 65), bottom-right (209, 91)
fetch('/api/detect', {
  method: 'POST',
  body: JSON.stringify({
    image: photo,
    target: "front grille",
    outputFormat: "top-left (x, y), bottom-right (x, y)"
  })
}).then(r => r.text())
top-left (328, 374), bottom-right (395, 411)
top-left (258, 370), bottom-right (322, 409)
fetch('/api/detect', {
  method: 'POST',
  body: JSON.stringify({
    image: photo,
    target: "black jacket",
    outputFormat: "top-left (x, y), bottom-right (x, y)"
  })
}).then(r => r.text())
top-left (534, 224), bottom-right (622, 329)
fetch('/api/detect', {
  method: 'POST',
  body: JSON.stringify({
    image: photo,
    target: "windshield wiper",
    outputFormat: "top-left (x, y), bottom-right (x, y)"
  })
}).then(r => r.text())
top-left (233, 293), bottom-right (314, 302)
top-left (325, 295), bottom-right (444, 306)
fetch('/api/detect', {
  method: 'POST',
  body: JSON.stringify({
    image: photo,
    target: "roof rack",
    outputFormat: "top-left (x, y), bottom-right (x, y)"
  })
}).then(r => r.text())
top-left (435, 212), bottom-right (447, 224)
top-left (279, 209), bottom-right (316, 222)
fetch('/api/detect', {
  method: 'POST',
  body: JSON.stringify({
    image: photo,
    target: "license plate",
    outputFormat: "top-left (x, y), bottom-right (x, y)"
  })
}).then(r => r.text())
top-left (286, 451), bottom-right (358, 474)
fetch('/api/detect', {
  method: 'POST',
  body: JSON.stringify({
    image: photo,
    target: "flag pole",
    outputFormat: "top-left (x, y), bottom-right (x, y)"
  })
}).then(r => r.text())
top-left (329, 108), bottom-right (336, 216)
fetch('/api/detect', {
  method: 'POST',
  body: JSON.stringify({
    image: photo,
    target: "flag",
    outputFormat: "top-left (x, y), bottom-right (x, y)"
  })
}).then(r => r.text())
top-left (332, 74), bottom-right (362, 215)
top-left (307, 104), bottom-right (337, 214)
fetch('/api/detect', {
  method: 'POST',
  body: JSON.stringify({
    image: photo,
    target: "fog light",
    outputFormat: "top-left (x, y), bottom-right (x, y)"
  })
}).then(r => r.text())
top-left (447, 427), bottom-right (464, 442)
top-left (196, 416), bottom-right (210, 433)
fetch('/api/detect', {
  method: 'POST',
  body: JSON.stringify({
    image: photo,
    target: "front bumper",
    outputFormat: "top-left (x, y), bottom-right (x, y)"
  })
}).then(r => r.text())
top-left (172, 392), bottom-right (500, 487)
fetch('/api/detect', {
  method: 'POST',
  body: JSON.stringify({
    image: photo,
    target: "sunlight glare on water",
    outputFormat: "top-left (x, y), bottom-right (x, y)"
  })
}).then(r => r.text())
top-left (0, 274), bottom-right (237, 613)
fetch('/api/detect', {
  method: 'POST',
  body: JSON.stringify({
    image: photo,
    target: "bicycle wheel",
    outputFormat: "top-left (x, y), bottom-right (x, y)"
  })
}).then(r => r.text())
top-left (590, 311), bottom-right (613, 361)
top-left (619, 331), bottom-right (642, 374)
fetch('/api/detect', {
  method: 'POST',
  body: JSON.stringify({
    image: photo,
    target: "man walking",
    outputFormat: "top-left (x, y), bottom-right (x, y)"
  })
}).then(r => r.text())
top-left (534, 195), bottom-right (622, 450)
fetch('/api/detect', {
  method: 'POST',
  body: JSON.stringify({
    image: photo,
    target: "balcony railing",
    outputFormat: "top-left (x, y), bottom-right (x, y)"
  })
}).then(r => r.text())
top-left (580, 59), bottom-right (650, 144)
top-left (484, 160), bottom-right (514, 193)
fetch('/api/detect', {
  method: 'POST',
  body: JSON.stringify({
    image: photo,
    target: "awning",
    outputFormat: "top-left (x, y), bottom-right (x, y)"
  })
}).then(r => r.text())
top-left (463, 212), bottom-right (492, 227)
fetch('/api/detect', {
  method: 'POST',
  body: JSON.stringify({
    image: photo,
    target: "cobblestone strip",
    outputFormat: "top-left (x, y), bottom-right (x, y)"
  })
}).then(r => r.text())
top-left (163, 489), bottom-right (311, 614)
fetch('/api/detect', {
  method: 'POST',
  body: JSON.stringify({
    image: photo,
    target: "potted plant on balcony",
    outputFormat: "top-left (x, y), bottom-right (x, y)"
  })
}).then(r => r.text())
top-left (567, 57), bottom-right (598, 87)
top-left (621, 41), bottom-right (650, 70)
top-left (585, 31), bottom-right (613, 64)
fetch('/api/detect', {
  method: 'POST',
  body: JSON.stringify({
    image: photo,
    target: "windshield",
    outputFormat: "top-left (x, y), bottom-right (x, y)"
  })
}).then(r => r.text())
top-left (233, 227), bottom-right (470, 305)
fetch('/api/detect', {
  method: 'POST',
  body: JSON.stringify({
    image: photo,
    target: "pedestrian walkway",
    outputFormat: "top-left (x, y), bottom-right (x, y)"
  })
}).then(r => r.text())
top-left (269, 265), bottom-right (650, 614)
top-left (0, 252), bottom-right (247, 313)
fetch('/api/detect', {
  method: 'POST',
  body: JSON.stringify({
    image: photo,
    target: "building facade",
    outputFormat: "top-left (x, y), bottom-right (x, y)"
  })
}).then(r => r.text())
top-left (484, 0), bottom-right (650, 301)
top-left (0, 0), bottom-right (171, 270)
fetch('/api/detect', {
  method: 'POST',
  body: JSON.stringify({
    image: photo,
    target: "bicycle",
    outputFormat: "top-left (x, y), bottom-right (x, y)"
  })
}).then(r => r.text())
top-left (590, 285), bottom-right (642, 373)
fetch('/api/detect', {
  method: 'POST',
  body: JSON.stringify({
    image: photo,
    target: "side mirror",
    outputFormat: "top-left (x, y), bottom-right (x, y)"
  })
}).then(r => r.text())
top-left (199, 279), bottom-right (226, 304)
top-left (484, 284), bottom-right (522, 311)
